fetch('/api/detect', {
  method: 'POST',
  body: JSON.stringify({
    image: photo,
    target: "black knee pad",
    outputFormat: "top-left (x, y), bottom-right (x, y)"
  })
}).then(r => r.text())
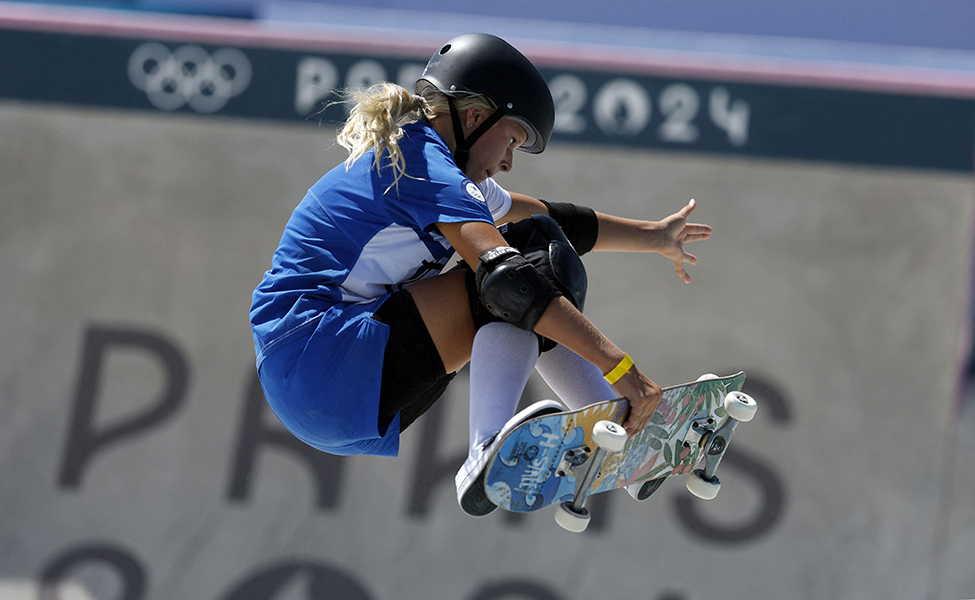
top-left (461, 215), bottom-right (589, 349)
top-left (499, 214), bottom-right (588, 311)
top-left (475, 246), bottom-right (559, 330)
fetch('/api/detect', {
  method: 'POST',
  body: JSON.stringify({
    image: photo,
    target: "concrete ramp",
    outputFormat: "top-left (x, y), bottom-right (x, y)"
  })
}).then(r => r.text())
top-left (1, 99), bottom-right (973, 599)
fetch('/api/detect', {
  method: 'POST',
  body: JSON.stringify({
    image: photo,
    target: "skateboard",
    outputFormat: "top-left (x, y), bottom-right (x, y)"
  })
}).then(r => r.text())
top-left (483, 372), bottom-right (756, 532)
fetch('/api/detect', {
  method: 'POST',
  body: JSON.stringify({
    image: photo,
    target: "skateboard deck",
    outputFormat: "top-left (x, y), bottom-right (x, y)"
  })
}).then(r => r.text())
top-left (484, 372), bottom-right (747, 512)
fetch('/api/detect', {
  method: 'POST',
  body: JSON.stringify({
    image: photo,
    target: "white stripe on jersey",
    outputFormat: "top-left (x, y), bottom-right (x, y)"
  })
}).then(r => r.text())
top-left (339, 223), bottom-right (452, 303)
top-left (338, 178), bottom-right (510, 303)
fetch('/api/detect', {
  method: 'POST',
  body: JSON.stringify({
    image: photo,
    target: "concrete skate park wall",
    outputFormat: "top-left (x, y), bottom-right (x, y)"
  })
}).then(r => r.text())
top-left (2, 10), bottom-right (975, 600)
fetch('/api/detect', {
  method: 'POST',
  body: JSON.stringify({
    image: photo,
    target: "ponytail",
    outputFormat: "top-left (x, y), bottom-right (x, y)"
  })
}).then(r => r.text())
top-left (336, 83), bottom-right (432, 191)
top-left (336, 82), bottom-right (495, 191)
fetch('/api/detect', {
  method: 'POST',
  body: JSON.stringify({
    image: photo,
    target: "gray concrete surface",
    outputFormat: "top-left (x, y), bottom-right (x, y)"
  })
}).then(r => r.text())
top-left (0, 100), bottom-right (973, 599)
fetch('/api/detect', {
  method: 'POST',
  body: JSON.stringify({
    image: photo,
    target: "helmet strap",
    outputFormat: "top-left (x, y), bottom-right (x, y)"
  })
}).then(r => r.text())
top-left (447, 99), bottom-right (505, 173)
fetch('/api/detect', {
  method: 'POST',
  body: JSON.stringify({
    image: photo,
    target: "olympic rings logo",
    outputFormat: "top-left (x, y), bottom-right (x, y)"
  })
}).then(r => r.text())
top-left (128, 43), bottom-right (252, 113)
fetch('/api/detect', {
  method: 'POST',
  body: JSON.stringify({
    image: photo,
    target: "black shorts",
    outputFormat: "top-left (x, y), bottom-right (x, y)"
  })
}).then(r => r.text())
top-left (372, 290), bottom-right (455, 432)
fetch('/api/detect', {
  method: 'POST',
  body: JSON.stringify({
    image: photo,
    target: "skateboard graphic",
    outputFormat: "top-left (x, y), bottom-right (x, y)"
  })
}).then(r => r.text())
top-left (483, 372), bottom-right (756, 532)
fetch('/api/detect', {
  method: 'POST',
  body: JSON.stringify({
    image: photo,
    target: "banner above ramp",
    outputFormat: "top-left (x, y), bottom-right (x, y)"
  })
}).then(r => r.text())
top-left (1, 18), bottom-right (973, 172)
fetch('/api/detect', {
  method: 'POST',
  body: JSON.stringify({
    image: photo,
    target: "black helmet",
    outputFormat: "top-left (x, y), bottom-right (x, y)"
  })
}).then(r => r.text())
top-left (417, 33), bottom-right (555, 164)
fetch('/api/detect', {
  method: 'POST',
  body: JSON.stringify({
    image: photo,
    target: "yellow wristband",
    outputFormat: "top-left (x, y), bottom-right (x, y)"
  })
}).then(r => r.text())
top-left (603, 353), bottom-right (634, 385)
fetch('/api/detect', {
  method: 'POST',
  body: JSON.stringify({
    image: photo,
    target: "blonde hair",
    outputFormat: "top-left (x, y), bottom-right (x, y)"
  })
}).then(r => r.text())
top-left (336, 82), bottom-right (495, 191)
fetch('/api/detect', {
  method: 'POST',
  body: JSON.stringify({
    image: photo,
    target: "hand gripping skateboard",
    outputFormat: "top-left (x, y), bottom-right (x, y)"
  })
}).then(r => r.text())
top-left (483, 372), bottom-right (757, 532)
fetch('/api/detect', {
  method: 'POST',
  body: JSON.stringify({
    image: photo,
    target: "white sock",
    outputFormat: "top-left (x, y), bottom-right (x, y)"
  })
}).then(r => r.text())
top-left (468, 322), bottom-right (540, 453)
top-left (536, 344), bottom-right (617, 410)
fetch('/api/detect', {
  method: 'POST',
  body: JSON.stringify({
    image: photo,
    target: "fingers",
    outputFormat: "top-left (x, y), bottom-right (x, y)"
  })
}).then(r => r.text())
top-left (623, 415), bottom-right (648, 437)
top-left (612, 367), bottom-right (663, 437)
top-left (674, 259), bottom-right (691, 283)
top-left (623, 398), bottom-right (659, 436)
top-left (623, 397), bottom-right (652, 436)
top-left (684, 224), bottom-right (712, 240)
top-left (671, 199), bottom-right (708, 284)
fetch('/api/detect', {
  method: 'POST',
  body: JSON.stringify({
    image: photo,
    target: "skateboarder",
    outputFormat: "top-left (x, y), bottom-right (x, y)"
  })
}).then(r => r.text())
top-left (250, 33), bottom-right (712, 517)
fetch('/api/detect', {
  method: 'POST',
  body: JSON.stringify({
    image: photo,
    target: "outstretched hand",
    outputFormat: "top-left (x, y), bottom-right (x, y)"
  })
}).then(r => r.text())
top-left (658, 199), bottom-right (712, 283)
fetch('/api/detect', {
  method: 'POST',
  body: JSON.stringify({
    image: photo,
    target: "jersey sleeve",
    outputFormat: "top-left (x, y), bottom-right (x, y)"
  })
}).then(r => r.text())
top-left (381, 129), bottom-right (496, 232)
top-left (479, 177), bottom-right (513, 222)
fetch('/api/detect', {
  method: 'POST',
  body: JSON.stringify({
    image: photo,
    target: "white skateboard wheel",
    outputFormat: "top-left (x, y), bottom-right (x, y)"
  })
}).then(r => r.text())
top-left (591, 421), bottom-right (628, 453)
top-left (686, 469), bottom-right (721, 499)
top-left (555, 501), bottom-right (591, 533)
top-left (724, 391), bottom-right (758, 422)
top-left (696, 373), bottom-right (719, 381)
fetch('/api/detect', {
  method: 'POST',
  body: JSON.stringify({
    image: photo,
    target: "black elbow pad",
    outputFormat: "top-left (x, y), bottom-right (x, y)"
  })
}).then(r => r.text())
top-left (475, 246), bottom-right (561, 331)
top-left (538, 199), bottom-right (598, 255)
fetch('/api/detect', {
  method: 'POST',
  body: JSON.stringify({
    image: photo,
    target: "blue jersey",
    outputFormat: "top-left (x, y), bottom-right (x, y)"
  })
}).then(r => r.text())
top-left (251, 120), bottom-right (511, 456)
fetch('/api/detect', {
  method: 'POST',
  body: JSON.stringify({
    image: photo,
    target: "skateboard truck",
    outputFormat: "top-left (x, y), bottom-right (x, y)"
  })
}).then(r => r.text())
top-left (555, 446), bottom-right (591, 478)
top-left (693, 417), bottom-right (738, 487)
top-left (684, 413), bottom-right (716, 447)
top-left (685, 390), bottom-right (758, 499)
top-left (555, 421), bottom-right (628, 533)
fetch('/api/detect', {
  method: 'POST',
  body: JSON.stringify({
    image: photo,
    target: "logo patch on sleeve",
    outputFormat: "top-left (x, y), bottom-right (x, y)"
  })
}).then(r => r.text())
top-left (465, 181), bottom-right (486, 202)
